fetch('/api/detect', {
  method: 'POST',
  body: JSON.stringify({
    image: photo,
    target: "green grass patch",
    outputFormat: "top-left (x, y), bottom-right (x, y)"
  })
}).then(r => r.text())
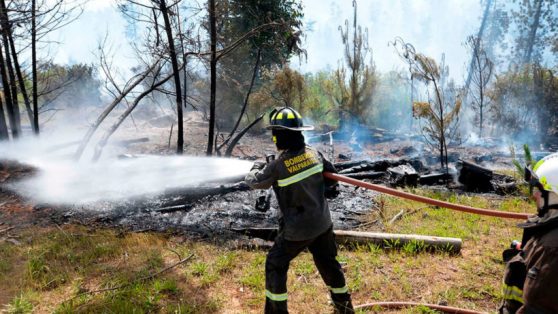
top-left (4, 294), bottom-right (34, 314)
top-left (239, 254), bottom-right (266, 290)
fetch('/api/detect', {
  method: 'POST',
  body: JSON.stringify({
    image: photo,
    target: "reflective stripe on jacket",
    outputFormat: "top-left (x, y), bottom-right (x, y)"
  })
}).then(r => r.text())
top-left (245, 146), bottom-right (336, 241)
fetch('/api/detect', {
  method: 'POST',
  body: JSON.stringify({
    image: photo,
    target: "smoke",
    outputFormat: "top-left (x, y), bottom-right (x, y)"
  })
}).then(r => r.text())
top-left (296, 0), bottom-right (481, 81)
top-left (0, 134), bottom-right (253, 205)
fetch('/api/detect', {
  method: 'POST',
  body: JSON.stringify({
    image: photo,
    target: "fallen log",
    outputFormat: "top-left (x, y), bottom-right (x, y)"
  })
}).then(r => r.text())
top-left (0, 226), bottom-right (14, 234)
top-left (334, 230), bottom-right (462, 254)
top-left (232, 227), bottom-right (462, 254)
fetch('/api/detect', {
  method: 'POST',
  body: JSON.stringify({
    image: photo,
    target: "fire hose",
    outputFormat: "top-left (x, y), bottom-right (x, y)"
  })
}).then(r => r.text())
top-left (354, 301), bottom-right (484, 314)
top-left (323, 172), bottom-right (530, 220)
top-left (323, 172), bottom-right (511, 313)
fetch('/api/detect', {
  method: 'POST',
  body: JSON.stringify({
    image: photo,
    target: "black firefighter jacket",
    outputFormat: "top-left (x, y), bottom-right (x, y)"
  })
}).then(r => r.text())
top-left (501, 210), bottom-right (558, 314)
top-left (245, 146), bottom-right (337, 241)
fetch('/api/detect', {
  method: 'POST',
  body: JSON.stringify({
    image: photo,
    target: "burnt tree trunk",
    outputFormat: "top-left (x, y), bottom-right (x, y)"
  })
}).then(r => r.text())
top-left (217, 48), bottom-right (261, 155)
top-left (432, 79), bottom-right (447, 175)
top-left (92, 72), bottom-right (174, 161)
top-left (74, 61), bottom-right (160, 160)
top-left (177, 9), bottom-right (188, 146)
top-left (31, 0), bottom-right (39, 134)
top-left (3, 39), bottom-right (19, 134)
top-left (206, 0), bottom-right (217, 156)
top-left (0, 41), bottom-right (17, 138)
top-left (524, 0), bottom-right (542, 65)
top-left (0, 0), bottom-right (19, 137)
top-left (464, 0), bottom-right (492, 97)
top-left (0, 96), bottom-right (8, 139)
top-left (8, 25), bottom-right (34, 131)
top-left (159, 0), bottom-right (184, 155)
top-left (224, 113), bottom-right (264, 157)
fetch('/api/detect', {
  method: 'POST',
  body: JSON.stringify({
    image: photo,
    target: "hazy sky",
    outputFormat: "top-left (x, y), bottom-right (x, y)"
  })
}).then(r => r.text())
top-left (51, 0), bottom-right (484, 81)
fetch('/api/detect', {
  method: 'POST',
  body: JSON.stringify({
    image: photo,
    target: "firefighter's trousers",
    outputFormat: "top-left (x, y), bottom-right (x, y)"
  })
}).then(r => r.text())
top-left (264, 226), bottom-right (353, 314)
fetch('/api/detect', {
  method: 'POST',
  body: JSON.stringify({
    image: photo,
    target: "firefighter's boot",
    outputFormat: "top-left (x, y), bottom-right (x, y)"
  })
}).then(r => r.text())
top-left (332, 292), bottom-right (354, 314)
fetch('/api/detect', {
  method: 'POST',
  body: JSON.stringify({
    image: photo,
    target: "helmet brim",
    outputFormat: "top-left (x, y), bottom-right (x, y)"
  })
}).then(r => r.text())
top-left (266, 125), bottom-right (314, 131)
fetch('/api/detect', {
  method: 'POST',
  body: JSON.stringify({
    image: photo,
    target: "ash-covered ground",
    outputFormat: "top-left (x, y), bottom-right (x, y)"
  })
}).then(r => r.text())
top-left (1, 111), bottom-right (553, 246)
top-left (0, 157), bottom-right (376, 246)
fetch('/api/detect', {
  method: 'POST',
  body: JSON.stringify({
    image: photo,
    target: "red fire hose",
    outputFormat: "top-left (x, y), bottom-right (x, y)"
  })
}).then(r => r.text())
top-left (324, 172), bottom-right (530, 220)
top-left (355, 301), bottom-right (484, 314)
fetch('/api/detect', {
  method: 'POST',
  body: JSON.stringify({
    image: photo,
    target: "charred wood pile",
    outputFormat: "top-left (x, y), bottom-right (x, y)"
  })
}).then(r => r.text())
top-left (335, 158), bottom-right (439, 187)
top-left (1, 139), bottom-right (525, 248)
top-left (388, 164), bottom-right (419, 187)
top-left (457, 160), bottom-right (493, 192)
top-left (457, 160), bottom-right (517, 194)
top-left (331, 156), bottom-right (518, 195)
top-left (336, 158), bottom-right (424, 174)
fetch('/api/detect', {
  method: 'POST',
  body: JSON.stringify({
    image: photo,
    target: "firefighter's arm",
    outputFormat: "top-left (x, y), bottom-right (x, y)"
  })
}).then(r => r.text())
top-left (244, 160), bottom-right (276, 190)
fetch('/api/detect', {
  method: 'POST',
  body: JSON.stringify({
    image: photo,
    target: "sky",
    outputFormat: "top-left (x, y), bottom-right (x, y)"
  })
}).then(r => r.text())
top-left (50, 0), bottom-right (484, 82)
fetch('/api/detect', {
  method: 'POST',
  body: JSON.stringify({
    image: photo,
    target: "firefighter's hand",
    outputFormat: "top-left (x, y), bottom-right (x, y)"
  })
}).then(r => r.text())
top-left (502, 240), bottom-right (522, 262)
top-left (251, 161), bottom-right (266, 171)
top-left (325, 184), bottom-right (340, 199)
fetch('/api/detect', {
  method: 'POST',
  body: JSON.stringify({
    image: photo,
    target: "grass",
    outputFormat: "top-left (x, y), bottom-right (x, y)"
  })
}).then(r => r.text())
top-left (4, 294), bottom-right (34, 314)
top-left (0, 188), bottom-right (532, 313)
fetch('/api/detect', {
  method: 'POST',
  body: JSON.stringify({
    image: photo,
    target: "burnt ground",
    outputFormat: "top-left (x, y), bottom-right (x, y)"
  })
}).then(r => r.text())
top-left (2, 114), bottom-right (556, 313)
top-left (0, 158), bottom-right (375, 247)
top-left (0, 112), bottom-right (548, 246)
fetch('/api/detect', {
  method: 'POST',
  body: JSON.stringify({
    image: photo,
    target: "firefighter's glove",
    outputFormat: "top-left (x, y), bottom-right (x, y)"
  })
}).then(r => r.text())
top-left (251, 161), bottom-right (266, 172)
top-left (502, 240), bottom-right (522, 262)
top-left (325, 184), bottom-right (340, 199)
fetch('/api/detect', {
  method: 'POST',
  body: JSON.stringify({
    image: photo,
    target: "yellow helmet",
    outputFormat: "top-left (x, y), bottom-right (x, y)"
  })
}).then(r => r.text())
top-left (266, 107), bottom-right (314, 131)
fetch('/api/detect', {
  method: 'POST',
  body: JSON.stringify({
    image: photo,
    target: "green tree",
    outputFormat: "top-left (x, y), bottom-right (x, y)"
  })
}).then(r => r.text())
top-left (249, 65), bottom-right (305, 119)
top-left (201, 0), bottom-right (305, 154)
top-left (303, 71), bottom-right (339, 128)
top-left (37, 63), bottom-right (102, 111)
top-left (214, 0), bottom-right (305, 129)
top-left (221, 0), bottom-right (304, 68)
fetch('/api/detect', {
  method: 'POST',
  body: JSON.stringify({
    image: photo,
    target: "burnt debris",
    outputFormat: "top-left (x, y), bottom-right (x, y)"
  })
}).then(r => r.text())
top-left (457, 160), bottom-right (517, 194)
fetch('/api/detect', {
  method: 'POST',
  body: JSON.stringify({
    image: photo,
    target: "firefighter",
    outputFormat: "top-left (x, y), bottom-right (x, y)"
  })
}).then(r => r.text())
top-left (500, 153), bottom-right (558, 314)
top-left (245, 107), bottom-right (354, 314)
